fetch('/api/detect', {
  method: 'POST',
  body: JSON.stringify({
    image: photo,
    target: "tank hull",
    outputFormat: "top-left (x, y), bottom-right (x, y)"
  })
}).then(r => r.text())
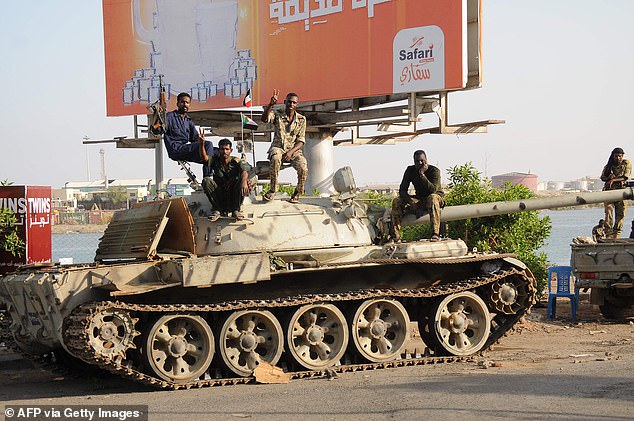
top-left (0, 192), bottom-right (539, 388)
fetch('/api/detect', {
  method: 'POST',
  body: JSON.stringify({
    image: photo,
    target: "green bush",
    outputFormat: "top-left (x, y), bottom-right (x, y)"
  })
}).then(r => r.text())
top-left (0, 180), bottom-right (25, 258)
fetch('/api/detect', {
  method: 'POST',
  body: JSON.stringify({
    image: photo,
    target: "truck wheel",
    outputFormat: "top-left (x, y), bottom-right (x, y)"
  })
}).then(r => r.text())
top-left (599, 303), bottom-right (631, 320)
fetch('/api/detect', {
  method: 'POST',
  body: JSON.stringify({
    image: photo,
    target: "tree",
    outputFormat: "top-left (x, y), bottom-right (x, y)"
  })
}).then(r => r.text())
top-left (403, 163), bottom-right (551, 295)
top-left (106, 185), bottom-right (128, 207)
top-left (0, 180), bottom-right (25, 258)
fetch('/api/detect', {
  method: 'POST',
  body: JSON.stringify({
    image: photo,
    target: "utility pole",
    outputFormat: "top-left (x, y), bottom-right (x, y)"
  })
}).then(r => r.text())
top-left (100, 148), bottom-right (108, 189)
top-left (84, 136), bottom-right (90, 181)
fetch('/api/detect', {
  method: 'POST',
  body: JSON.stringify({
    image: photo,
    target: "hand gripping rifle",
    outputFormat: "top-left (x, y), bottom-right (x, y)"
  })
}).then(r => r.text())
top-left (148, 75), bottom-right (166, 135)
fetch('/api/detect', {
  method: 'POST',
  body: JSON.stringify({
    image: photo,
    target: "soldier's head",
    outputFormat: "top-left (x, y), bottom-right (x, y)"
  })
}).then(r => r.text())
top-left (611, 147), bottom-right (624, 165)
top-left (218, 138), bottom-right (233, 158)
top-left (599, 219), bottom-right (606, 227)
top-left (176, 92), bottom-right (191, 114)
top-left (413, 150), bottom-right (428, 169)
top-left (285, 92), bottom-right (299, 115)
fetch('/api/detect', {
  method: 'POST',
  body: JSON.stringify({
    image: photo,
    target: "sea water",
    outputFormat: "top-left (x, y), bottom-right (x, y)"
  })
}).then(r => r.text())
top-left (539, 207), bottom-right (606, 265)
top-left (51, 208), bottom-right (620, 265)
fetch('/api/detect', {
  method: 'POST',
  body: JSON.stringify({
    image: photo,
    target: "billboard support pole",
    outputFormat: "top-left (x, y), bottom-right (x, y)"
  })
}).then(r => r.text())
top-left (154, 138), bottom-right (164, 198)
top-left (439, 91), bottom-right (448, 133)
top-left (304, 131), bottom-right (335, 196)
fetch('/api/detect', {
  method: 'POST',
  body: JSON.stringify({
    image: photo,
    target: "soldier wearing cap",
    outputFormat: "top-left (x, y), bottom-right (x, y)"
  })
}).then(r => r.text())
top-left (600, 147), bottom-right (632, 238)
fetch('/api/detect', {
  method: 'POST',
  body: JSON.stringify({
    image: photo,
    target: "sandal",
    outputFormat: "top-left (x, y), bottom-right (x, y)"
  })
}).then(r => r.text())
top-left (233, 210), bottom-right (245, 221)
top-left (208, 211), bottom-right (221, 222)
top-left (263, 191), bottom-right (275, 202)
top-left (288, 190), bottom-right (300, 204)
top-left (430, 234), bottom-right (441, 242)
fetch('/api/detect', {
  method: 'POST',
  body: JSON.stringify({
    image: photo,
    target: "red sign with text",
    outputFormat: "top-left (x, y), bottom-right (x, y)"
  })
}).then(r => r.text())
top-left (0, 186), bottom-right (52, 275)
top-left (103, 0), bottom-right (478, 116)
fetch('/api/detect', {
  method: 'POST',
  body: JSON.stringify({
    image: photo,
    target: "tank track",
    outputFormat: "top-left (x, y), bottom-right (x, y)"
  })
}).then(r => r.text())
top-left (61, 266), bottom-right (534, 390)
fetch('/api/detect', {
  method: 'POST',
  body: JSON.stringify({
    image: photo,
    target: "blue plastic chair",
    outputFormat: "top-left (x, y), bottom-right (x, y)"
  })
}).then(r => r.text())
top-left (547, 266), bottom-right (578, 322)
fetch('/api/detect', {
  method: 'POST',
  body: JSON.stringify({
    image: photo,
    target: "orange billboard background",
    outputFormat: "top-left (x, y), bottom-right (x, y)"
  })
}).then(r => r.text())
top-left (103, 0), bottom-right (470, 116)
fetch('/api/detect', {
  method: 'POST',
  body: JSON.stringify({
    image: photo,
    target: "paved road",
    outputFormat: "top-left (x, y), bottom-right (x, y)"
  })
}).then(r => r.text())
top-left (2, 309), bottom-right (633, 421)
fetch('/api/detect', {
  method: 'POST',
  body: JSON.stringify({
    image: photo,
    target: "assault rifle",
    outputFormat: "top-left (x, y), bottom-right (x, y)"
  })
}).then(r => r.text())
top-left (148, 74), bottom-right (166, 135)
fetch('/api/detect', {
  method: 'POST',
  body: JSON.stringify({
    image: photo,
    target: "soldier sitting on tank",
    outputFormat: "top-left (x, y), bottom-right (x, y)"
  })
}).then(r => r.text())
top-left (390, 150), bottom-right (445, 242)
top-left (260, 89), bottom-right (308, 204)
top-left (592, 219), bottom-right (607, 242)
top-left (163, 92), bottom-right (216, 178)
top-left (199, 137), bottom-right (250, 221)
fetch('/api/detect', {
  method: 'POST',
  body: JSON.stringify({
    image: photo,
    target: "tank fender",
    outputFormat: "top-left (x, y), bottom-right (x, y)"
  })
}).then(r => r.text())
top-left (502, 256), bottom-right (527, 270)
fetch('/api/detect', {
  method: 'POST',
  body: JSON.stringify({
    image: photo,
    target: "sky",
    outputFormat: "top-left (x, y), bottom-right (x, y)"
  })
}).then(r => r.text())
top-left (1, 0), bottom-right (633, 188)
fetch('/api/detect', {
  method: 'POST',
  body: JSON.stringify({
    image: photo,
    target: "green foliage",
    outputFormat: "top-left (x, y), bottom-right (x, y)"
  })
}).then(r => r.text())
top-left (0, 180), bottom-right (25, 257)
top-left (356, 191), bottom-right (393, 208)
top-left (403, 163), bottom-right (552, 296)
top-left (106, 185), bottom-right (128, 206)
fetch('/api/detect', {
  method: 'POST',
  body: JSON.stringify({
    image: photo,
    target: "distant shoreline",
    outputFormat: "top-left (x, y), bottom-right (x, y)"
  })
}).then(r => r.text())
top-left (52, 224), bottom-right (107, 234)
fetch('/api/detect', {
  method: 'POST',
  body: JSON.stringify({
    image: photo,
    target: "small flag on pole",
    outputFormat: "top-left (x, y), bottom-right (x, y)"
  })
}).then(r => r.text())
top-left (241, 113), bottom-right (258, 131)
top-left (242, 89), bottom-right (252, 108)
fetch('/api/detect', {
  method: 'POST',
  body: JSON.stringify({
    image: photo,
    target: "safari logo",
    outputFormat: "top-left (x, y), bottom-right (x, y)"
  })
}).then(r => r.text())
top-left (393, 25), bottom-right (445, 93)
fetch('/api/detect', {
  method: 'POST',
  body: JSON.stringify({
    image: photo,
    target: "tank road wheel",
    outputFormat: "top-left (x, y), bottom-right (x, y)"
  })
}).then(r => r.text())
top-left (88, 309), bottom-right (139, 360)
top-left (218, 310), bottom-right (284, 377)
top-left (487, 277), bottom-right (530, 314)
top-left (432, 292), bottom-right (491, 356)
top-left (144, 314), bottom-right (214, 383)
top-left (287, 304), bottom-right (349, 370)
top-left (351, 299), bottom-right (410, 362)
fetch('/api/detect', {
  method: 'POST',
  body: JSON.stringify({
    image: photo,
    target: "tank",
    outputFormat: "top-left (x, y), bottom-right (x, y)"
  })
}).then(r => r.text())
top-left (0, 169), bottom-right (632, 389)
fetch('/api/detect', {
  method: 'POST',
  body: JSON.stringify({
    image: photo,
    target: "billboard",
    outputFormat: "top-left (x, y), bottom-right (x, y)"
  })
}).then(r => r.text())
top-left (0, 186), bottom-right (52, 275)
top-left (103, 0), bottom-right (478, 116)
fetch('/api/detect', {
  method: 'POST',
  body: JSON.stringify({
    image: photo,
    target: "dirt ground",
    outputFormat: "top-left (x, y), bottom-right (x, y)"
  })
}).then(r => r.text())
top-left (1, 300), bottom-right (633, 420)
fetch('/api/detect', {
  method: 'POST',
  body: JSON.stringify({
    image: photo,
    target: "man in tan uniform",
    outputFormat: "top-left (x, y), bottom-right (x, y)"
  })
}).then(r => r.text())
top-left (261, 90), bottom-right (308, 203)
top-left (600, 147), bottom-right (631, 238)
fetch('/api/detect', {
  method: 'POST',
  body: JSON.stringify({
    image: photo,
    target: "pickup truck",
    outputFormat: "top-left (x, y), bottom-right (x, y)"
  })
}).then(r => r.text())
top-left (572, 238), bottom-right (634, 318)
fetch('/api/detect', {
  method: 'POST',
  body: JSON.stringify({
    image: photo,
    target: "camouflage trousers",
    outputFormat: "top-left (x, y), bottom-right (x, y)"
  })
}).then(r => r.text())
top-left (604, 200), bottom-right (626, 238)
top-left (390, 194), bottom-right (445, 241)
top-left (202, 177), bottom-right (244, 214)
top-left (268, 147), bottom-right (308, 195)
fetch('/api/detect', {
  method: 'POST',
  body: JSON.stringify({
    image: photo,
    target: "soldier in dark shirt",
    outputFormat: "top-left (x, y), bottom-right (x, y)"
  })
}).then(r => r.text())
top-left (199, 138), bottom-right (250, 221)
top-left (390, 150), bottom-right (445, 242)
top-left (591, 219), bottom-right (607, 242)
top-left (164, 92), bottom-right (215, 178)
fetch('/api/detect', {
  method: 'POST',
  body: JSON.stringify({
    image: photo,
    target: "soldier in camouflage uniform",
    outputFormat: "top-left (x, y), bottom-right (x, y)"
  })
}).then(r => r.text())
top-left (261, 90), bottom-right (308, 203)
top-left (600, 147), bottom-right (632, 238)
top-left (391, 150), bottom-right (445, 242)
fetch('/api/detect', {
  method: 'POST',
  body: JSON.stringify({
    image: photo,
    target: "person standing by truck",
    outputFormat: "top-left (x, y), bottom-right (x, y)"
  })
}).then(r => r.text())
top-left (600, 147), bottom-right (632, 238)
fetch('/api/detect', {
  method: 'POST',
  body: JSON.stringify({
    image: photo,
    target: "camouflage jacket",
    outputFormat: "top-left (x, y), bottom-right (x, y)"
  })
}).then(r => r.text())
top-left (265, 109), bottom-right (306, 153)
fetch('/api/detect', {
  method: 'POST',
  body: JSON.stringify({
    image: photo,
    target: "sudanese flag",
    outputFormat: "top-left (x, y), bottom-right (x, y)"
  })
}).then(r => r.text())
top-left (241, 113), bottom-right (258, 131)
top-left (242, 89), bottom-right (252, 108)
